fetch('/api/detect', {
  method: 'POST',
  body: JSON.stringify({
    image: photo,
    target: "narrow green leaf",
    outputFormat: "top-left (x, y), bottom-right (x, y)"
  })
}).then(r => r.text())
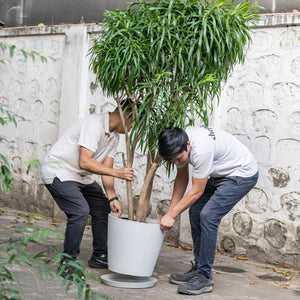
top-left (9, 45), bottom-right (15, 57)
top-left (21, 49), bottom-right (28, 59)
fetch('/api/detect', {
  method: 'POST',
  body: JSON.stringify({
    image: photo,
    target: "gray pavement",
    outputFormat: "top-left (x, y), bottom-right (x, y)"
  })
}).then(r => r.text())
top-left (1, 205), bottom-right (300, 300)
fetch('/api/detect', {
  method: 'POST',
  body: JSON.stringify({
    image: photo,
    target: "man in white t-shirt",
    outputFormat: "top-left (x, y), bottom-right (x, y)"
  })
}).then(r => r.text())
top-left (158, 126), bottom-right (258, 295)
top-left (41, 101), bottom-right (134, 279)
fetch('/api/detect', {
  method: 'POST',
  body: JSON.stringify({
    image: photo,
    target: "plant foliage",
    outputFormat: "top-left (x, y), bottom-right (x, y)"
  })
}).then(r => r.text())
top-left (0, 42), bottom-right (54, 64)
top-left (89, 0), bottom-right (261, 153)
top-left (89, 0), bottom-right (261, 221)
top-left (0, 104), bottom-right (23, 193)
top-left (0, 225), bottom-right (107, 300)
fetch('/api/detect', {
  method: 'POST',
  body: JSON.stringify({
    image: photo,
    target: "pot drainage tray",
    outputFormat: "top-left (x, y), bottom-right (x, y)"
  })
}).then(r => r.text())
top-left (101, 273), bottom-right (157, 289)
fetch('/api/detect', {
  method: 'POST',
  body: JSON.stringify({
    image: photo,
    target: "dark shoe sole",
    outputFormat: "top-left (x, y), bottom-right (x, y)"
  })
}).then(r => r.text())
top-left (178, 285), bottom-right (213, 295)
top-left (169, 277), bottom-right (186, 285)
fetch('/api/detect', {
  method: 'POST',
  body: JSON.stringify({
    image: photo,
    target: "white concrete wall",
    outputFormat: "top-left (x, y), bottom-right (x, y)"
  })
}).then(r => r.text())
top-left (0, 14), bottom-right (299, 267)
top-left (216, 18), bottom-right (300, 268)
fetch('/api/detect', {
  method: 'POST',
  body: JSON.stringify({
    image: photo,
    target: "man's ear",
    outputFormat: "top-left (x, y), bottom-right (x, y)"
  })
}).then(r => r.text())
top-left (187, 140), bottom-right (191, 151)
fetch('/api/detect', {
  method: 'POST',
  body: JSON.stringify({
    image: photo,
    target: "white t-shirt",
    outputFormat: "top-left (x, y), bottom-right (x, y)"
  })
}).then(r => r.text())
top-left (177, 126), bottom-right (258, 179)
top-left (41, 112), bottom-right (119, 184)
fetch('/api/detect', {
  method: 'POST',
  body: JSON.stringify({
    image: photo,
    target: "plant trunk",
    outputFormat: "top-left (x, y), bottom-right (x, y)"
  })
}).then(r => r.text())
top-left (122, 150), bottom-right (134, 221)
top-left (126, 180), bottom-right (134, 221)
top-left (136, 161), bottom-right (160, 222)
top-left (117, 98), bottom-right (134, 221)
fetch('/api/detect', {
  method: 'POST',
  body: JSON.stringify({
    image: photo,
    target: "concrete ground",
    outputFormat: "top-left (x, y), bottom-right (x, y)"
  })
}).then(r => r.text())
top-left (0, 205), bottom-right (299, 300)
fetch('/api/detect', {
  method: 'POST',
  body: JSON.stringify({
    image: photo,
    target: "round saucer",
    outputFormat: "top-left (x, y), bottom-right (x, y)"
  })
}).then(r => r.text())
top-left (100, 273), bottom-right (157, 289)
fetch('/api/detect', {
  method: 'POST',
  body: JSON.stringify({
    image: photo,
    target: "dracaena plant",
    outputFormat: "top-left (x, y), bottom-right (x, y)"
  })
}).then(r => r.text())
top-left (89, 0), bottom-right (261, 222)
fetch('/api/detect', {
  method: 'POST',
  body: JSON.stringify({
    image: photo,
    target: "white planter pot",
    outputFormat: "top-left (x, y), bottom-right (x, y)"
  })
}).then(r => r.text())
top-left (107, 213), bottom-right (165, 277)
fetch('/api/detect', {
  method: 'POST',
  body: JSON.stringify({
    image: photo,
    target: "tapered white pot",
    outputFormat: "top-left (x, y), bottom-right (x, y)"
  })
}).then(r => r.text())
top-left (107, 213), bottom-right (165, 277)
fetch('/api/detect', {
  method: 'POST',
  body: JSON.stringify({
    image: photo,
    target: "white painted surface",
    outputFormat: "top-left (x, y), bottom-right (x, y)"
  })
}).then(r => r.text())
top-left (107, 214), bottom-right (164, 276)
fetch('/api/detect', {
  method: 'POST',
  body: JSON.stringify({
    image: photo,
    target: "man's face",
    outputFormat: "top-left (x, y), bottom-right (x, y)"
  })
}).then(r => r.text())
top-left (170, 141), bottom-right (190, 165)
top-left (118, 111), bottom-right (134, 134)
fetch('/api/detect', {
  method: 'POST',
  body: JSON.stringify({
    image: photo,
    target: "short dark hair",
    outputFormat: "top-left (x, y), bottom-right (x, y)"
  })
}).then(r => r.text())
top-left (158, 127), bottom-right (189, 161)
top-left (116, 98), bottom-right (141, 116)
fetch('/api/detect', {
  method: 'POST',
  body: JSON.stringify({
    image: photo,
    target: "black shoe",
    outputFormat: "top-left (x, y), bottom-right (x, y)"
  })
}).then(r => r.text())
top-left (57, 257), bottom-right (75, 279)
top-left (169, 261), bottom-right (198, 285)
top-left (177, 273), bottom-right (214, 295)
top-left (88, 253), bottom-right (108, 268)
top-left (57, 257), bottom-right (85, 281)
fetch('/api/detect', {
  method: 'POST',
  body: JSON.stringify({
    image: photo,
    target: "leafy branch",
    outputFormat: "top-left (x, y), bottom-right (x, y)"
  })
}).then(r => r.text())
top-left (0, 42), bottom-right (55, 64)
top-left (0, 104), bottom-right (24, 193)
top-left (0, 225), bottom-right (107, 300)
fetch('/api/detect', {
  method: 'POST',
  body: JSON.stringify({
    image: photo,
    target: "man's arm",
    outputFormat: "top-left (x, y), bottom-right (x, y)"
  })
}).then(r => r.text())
top-left (101, 156), bottom-right (116, 199)
top-left (168, 163), bottom-right (189, 211)
top-left (101, 156), bottom-right (122, 217)
top-left (159, 172), bottom-right (208, 230)
top-left (78, 146), bottom-right (133, 181)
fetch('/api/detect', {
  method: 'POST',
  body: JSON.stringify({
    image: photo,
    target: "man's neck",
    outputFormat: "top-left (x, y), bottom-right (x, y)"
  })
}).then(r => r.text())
top-left (109, 111), bottom-right (120, 132)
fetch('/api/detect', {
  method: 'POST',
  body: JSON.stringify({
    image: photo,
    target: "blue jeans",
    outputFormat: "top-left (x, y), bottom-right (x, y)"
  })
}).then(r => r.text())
top-left (189, 172), bottom-right (259, 278)
top-left (45, 177), bottom-right (110, 258)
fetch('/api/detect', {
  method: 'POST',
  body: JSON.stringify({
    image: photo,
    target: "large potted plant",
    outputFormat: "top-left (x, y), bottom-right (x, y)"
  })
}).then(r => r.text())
top-left (89, 0), bottom-right (261, 277)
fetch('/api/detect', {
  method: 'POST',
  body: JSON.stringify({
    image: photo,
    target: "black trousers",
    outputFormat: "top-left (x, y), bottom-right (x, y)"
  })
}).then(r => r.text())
top-left (45, 177), bottom-right (110, 258)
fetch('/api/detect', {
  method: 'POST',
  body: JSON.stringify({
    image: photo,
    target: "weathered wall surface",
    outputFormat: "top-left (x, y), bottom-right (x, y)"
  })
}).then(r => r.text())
top-left (0, 31), bottom-right (65, 215)
top-left (0, 14), bottom-right (299, 267)
top-left (216, 17), bottom-right (300, 268)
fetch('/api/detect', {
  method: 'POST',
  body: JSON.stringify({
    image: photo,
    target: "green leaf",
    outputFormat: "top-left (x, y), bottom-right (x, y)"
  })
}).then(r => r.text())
top-left (9, 45), bottom-right (15, 57)
top-left (21, 49), bottom-right (28, 59)
top-left (40, 56), bottom-right (47, 63)
top-left (30, 51), bottom-right (36, 61)
top-left (0, 42), bottom-right (6, 52)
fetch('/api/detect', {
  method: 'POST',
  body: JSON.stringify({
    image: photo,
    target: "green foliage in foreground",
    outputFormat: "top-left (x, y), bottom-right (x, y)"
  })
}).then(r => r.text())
top-left (0, 225), bottom-right (107, 300)
top-left (0, 104), bottom-right (23, 193)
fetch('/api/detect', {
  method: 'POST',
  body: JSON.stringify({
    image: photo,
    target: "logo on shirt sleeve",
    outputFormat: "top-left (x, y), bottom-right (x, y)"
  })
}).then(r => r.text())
top-left (200, 126), bottom-right (216, 140)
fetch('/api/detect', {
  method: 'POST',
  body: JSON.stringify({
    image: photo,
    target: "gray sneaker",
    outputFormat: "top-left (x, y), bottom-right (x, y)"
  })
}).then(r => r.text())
top-left (169, 261), bottom-right (198, 285)
top-left (177, 273), bottom-right (214, 295)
